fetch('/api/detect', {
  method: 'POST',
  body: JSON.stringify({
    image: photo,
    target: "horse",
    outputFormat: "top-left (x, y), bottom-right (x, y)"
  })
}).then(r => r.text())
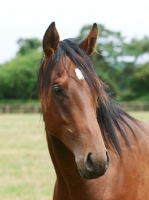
top-left (38, 22), bottom-right (149, 200)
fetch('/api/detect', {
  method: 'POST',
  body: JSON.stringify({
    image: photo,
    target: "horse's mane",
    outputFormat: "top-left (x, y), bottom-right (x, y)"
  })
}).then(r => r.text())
top-left (38, 39), bottom-right (137, 156)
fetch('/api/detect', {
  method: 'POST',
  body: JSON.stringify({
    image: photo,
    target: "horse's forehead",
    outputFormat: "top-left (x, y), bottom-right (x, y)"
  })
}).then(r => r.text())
top-left (53, 56), bottom-right (84, 80)
top-left (63, 56), bottom-right (76, 71)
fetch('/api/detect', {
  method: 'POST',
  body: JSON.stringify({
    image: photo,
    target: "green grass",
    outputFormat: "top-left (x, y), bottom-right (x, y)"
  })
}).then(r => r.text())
top-left (129, 111), bottom-right (149, 122)
top-left (0, 112), bottom-right (148, 200)
top-left (0, 114), bottom-right (55, 200)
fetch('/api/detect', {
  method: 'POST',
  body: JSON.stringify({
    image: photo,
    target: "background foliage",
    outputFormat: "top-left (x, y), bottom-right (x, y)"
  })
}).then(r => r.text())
top-left (0, 24), bottom-right (149, 101)
top-left (0, 38), bottom-right (41, 99)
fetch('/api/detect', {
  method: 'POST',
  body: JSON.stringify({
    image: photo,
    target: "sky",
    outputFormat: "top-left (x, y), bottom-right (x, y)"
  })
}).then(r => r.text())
top-left (0, 0), bottom-right (149, 64)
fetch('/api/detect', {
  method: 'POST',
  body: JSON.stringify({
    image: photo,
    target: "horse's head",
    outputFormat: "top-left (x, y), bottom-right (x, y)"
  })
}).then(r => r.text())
top-left (39, 22), bottom-right (110, 179)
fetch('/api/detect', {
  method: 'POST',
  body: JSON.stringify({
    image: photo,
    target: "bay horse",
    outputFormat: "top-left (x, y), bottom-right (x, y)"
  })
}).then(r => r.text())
top-left (38, 22), bottom-right (149, 200)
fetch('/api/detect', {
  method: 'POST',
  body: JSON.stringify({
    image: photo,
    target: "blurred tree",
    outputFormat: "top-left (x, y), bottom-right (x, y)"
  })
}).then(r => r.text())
top-left (0, 51), bottom-right (41, 99)
top-left (122, 36), bottom-right (149, 64)
top-left (17, 38), bottom-right (41, 56)
top-left (126, 62), bottom-right (149, 100)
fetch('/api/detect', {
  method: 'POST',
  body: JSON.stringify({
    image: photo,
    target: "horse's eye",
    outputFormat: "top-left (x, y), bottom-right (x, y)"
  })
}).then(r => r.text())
top-left (52, 86), bottom-right (64, 97)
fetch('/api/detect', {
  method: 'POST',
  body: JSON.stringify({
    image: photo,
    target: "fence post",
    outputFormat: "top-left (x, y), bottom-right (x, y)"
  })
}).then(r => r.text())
top-left (5, 105), bottom-right (10, 113)
top-left (20, 105), bottom-right (25, 113)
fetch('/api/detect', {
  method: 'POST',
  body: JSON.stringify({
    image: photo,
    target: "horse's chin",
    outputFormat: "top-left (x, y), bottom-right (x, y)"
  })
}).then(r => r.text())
top-left (77, 166), bottom-right (106, 179)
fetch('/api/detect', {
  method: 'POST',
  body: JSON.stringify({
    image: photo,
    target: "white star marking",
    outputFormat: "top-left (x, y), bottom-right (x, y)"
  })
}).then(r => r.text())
top-left (75, 68), bottom-right (84, 80)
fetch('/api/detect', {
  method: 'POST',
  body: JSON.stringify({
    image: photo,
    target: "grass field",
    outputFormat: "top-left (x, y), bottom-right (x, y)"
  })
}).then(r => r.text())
top-left (0, 114), bottom-right (55, 200)
top-left (0, 112), bottom-right (149, 200)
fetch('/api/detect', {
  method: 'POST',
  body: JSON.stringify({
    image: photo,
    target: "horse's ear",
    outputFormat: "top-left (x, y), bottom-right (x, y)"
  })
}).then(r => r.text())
top-left (79, 23), bottom-right (98, 55)
top-left (43, 22), bottom-right (60, 58)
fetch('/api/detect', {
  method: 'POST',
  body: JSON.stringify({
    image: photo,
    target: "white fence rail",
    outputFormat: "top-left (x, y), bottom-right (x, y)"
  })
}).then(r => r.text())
top-left (0, 102), bottom-right (149, 113)
top-left (119, 102), bottom-right (149, 112)
top-left (0, 104), bottom-right (41, 113)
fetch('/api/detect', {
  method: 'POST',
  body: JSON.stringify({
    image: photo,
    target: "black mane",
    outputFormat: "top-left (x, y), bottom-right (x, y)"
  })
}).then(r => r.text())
top-left (38, 39), bottom-right (137, 156)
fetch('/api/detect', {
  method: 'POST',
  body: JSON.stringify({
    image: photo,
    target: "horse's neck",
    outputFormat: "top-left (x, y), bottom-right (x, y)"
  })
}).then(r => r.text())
top-left (47, 134), bottom-right (74, 169)
top-left (46, 133), bottom-right (81, 185)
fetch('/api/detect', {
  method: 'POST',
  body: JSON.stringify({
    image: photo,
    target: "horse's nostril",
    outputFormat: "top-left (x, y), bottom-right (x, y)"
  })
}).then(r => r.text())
top-left (80, 151), bottom-right (109, 179)
top-left (85, 153), bottom-right (94, 172)
top-left (105, 151), bottom-right (110, 169)
top-left (83, 151), bottom-right (110, 178)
